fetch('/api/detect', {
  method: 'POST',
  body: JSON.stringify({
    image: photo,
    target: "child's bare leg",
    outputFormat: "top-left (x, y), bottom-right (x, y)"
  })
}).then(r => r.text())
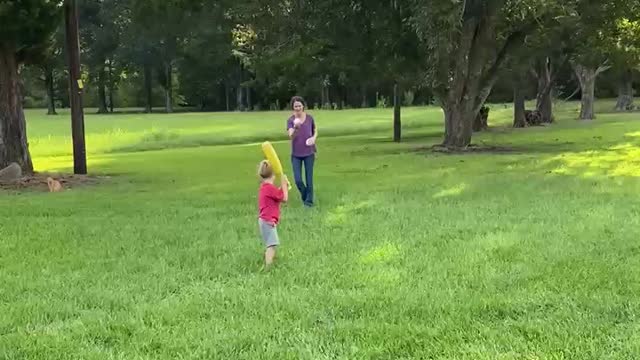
top-left (265, 246), bottom-right (277, 266)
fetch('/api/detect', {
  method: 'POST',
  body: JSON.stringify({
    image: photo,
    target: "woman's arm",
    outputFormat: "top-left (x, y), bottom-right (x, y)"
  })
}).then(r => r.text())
top-left (287, 117), bottom-right (301, 138)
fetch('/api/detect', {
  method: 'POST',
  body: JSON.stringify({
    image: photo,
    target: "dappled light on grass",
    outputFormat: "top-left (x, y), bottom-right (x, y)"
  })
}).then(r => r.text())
top-left (360, 243), bottom-right (401, 265)
top-left (5, 104), bottom-right (640, 358)
top-left (33, 155), bottom-right (115, 174)
top-left (433, 183), bottom-right (467, 198)
top-left (546, 143), bottom-right (640, 178)
top-left (626, 131), bottom-right (640, 138)
top-left (356, 243), bottom-right (404, 288)
top-left (324, 199), bottom-right (377, 226)
top-left (24, 107), bottom-right (444, 158)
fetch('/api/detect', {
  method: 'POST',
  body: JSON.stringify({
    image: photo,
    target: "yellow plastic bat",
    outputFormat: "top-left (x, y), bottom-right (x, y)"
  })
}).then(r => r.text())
top-left (261, 141), bottom-right (292, 189)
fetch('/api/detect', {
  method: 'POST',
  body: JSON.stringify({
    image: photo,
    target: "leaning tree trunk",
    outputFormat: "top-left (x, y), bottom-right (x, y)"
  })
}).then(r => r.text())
top-left (97, 66), bottom-right (108, 114)
top-left (615, 69), bottom-right (634, 111)
top-left (513, 82), bottom-right (526, 128)
top-left (164, 62), bottom-right (173, 113)
top-left (143, 61), bottom-right (153, 113)
top-left (536, 58), bottom-right (553, 123)
top-left (0, 45), bottom-right (33, 173)
top-left (44, 66), bottom-right (57, 115)
top-left (574, 64), bottom-right (597, 120)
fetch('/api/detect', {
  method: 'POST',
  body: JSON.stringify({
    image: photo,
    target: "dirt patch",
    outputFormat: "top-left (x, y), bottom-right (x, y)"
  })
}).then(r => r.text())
top-left (0, 172), bottom-right (110, 192)
top-left (421, 144), bottom-right (523, 154)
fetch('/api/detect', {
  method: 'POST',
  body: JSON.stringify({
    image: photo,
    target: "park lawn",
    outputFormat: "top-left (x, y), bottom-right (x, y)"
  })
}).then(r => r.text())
top-left (2, 101), bottom-right (640, 359)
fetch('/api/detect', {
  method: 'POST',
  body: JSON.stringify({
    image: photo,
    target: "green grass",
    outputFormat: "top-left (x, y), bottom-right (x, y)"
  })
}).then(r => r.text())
top-left (2, 100), bottom-right (640, 359)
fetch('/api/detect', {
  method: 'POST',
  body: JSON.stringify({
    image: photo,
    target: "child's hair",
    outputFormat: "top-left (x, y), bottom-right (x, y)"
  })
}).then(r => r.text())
top-left (258, 160), bottom-right (274, 180)
top-left (290, 95), bottom-right (306, 109)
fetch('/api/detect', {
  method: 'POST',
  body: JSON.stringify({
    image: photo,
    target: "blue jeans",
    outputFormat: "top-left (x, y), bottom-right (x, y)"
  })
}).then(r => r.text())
top-left (291, 154), bottom-right (315, 206)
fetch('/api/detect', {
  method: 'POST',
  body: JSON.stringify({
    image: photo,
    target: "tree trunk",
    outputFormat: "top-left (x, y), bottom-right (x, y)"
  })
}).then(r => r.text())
top-left (536, 58), bottom-right (553, 123)
top-left (245, 85), bottom-right (252, 111)
top-left (236, 86), bottom-right (244, 111)
top-left (225, 81), bottom-right (230, 111)
top-left (0, 45), bottom-right (34, 173)
top-left (615, 69), bottom-right (634, 111)
top-left (97, 65), bottom-right (108, 114)
top-left (574, 64), bottom-right (597, 120)
top-left (443, 103), bottom-right (474, 149)
top-left (360, 84), bottom-right (367, 108)
top-left (473, 106), bottom-right (489, 131)
top-left (236, 64), bottom-right (244, 111)
top-left (513, 83), bottom-right (526, 128)
top-left (44, 66), bottom-right (57, 115)
top-left (164, 62), bottom-right (173, 113)
top-left (144, 61), bottom-right (152, 113)
top-left (393, 83), bottom-right (401, 142)
top-left (108, 59), bottom-right (114, 113)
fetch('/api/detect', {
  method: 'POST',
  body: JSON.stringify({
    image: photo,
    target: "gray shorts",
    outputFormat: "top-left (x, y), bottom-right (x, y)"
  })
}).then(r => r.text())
top-left (258, 219), bottom-right (280, 248)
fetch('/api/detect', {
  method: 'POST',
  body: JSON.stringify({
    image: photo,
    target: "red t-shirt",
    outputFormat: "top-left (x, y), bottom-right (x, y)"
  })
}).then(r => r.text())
top-left (258, 182), bottom-right (284, 224)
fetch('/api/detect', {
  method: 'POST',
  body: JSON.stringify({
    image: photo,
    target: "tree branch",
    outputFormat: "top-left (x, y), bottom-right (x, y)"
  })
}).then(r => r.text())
top-left (562, 85), bottom-right (581, 101)
top-left (596, 61), bottom-right (612, 76)
top-left (474, 27), bottom-right (530, 113)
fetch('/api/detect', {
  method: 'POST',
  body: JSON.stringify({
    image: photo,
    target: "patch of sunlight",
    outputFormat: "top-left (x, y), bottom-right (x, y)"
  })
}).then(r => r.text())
top-left (547, 144), bottom-right (640, 178)
top-left (325, 199), bottom-right (376, 226)
top-left (34, 155), bottom-right (114, 173)
top-left (433, 183), bottom-right (467, 199)
top-left (626, 131), bottom-right (640, 138)
top-left (477, 231), bottom-right (518, 251)
top-left (360, 243), bottom-right (401, 265)
top-left (358, 268), bottom-right (403, 287)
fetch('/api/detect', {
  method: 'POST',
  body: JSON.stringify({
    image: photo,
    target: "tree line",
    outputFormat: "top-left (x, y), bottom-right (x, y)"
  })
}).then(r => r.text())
top-left (1, 0), bottom-right (639, 172)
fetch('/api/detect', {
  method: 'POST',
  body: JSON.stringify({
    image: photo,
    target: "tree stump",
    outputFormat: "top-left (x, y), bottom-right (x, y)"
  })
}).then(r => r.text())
top-left (473, 106), bottom-right (489, 132)
top-left (0, 162), bottom-right (22, 182)
top-left (525, 110), bottom-right (543, 126)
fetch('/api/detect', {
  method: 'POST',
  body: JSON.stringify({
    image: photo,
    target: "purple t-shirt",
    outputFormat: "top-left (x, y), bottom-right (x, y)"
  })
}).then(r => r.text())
top-left (287, 114), bottom-right (317, 157)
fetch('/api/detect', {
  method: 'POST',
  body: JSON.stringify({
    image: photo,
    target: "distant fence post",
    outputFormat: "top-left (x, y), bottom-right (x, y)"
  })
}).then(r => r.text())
top-left (393, 83), bottom-right (401, 142)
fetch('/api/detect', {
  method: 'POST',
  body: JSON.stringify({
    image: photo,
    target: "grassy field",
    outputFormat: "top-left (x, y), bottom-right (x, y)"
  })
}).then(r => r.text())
top-left (2, 100), bottom-right (640, 359)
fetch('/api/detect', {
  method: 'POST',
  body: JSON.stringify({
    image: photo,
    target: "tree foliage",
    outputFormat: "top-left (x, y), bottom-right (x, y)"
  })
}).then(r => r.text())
top-left (0, 0), bottom-right (63, 172)
top-left (9, 0), bottom-right (639, 158)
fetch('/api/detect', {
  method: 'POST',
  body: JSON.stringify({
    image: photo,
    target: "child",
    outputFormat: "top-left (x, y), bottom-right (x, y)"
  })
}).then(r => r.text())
top-left (257, 160), bottom-right (289, 269)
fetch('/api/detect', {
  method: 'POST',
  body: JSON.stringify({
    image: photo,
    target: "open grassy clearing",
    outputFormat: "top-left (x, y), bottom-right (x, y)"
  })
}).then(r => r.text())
top-left (1, 101), bottom-right (640, 359)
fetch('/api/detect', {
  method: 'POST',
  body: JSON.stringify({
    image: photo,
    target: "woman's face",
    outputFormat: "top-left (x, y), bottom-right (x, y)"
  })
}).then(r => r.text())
top-left (293, 101), bottom-right (304, 114)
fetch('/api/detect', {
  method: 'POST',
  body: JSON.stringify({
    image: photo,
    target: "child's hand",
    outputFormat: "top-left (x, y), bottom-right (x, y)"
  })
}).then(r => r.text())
top-left (281, 175), bottom-right (289, 185)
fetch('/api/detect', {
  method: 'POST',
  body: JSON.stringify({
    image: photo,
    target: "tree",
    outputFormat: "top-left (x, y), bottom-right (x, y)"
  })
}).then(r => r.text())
top-left (79, 0), bottom-right (124, 113)
top-left (567, 0), bottom-right (631, 120)
top-left (178, 2), bottom-right (234, 110)
top-left (525, 25), bottom-right (571, 124)
top-left (610, 18), bottom-right (640, 111)
top-left (129, 0), bottom-right (203, 113)
top-left (0, 0), bottom-right (62, 172)
top-left (39, 27), bottom-right (65, 115)
top-left (409, 0), bottom-right (560, 149)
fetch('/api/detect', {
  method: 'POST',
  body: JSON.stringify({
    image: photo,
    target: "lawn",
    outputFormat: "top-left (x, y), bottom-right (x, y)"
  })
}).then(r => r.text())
top-left (2, 101), bottom-right (640, 359)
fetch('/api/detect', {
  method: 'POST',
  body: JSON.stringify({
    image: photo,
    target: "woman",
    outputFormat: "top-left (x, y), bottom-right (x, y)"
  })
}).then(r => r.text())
top-left (286, 96), bottom-right (317, 207)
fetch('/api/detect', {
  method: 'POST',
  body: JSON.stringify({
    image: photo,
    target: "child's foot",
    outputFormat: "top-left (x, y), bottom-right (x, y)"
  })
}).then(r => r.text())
top-left (261, 263), bottom-right (274, 272)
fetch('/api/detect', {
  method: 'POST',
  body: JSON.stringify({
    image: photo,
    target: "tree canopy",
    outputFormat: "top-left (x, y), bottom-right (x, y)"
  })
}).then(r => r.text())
top-left (4, 0), bottom-right (640, 168)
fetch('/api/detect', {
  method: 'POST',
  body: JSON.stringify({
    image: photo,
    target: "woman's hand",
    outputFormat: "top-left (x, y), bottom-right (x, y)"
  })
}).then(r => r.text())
top-left (306, 137), bottom-right (315, 146)
top-left (293, 118), bottom-right (302, 128)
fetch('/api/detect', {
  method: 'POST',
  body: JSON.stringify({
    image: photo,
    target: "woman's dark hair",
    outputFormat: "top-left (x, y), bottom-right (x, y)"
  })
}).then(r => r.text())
top-left (290, 96), bottom-right (306, 109)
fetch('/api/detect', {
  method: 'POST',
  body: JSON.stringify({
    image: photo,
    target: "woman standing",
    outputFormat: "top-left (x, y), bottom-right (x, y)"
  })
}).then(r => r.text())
top-left (286, 96), bottom-right (317, 207)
